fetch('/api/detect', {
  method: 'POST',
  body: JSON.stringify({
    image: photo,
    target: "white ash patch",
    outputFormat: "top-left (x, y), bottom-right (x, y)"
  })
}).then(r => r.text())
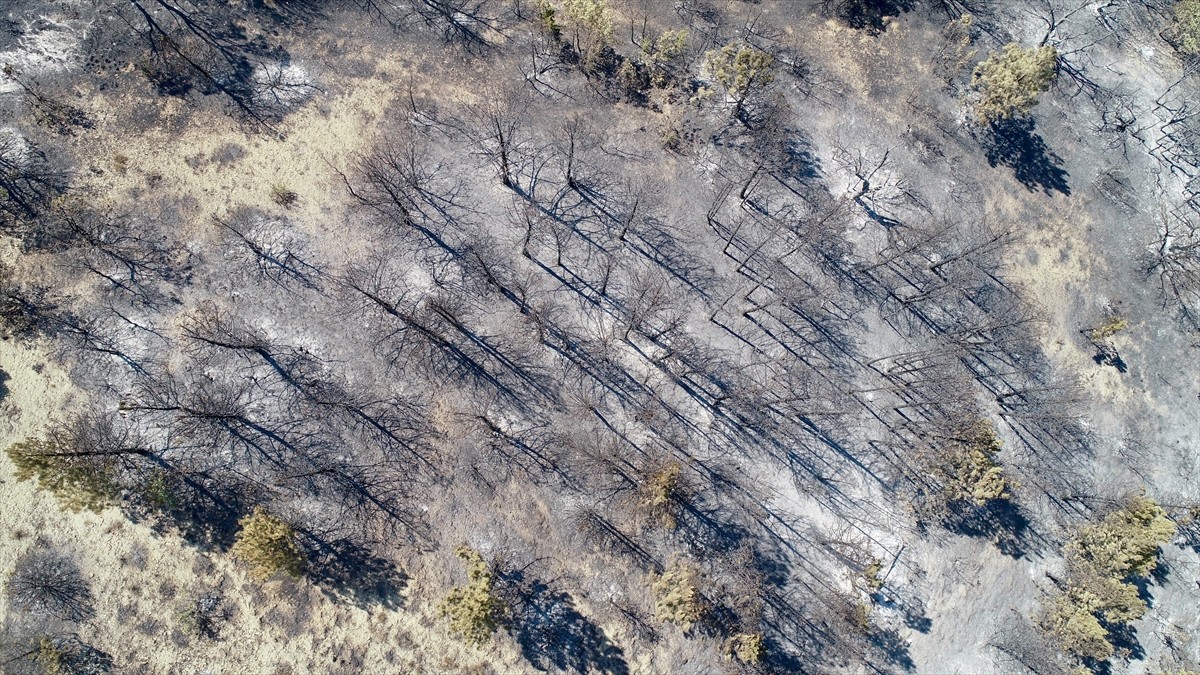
top-left (249, 61), bottom-right (318, 113)
top-left (0, 15), bottom-right (89, 95)
top-left (0, 126), bottom-right (33, 167)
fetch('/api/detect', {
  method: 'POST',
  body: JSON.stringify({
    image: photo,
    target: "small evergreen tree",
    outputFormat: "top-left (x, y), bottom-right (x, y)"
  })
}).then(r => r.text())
top-left (970, 44), bottom-right (1058, 124)
top-left (1066, 494), bottom-right (1176, 579)
top-left (5, 438), bottom-right (119, 513)
top-left (230, 507), bottom-right (305, 581)
top-left (440, 546), bottom-right (507, 646)
top-left (640, 462), bottom-right (683, 529)
top-left (704, 41), bottom-right (775, 118)
top-left (1042, 589), bottom-right (1114, 662)
top-left (724, 632), bottom-right (765, 663)
top-left (559, 0), bottom-right (614, 71)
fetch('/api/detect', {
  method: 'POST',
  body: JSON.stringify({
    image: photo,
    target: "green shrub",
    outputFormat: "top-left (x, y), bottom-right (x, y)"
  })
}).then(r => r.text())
top-left (971, 44), bottom-right (1058, 123)
top-left (1042, 589), bottom-right (1114, 662)
top-left (926, 420), bottom-right (1012, 510)
top-left (439, 546), bottom-right (507, 646)
top-left (1066, 494), bottom-right (1176, 580)
top-left (724, 632), bottom-right (765, 663)
top-left (641, 462), bottom-right (682, 529)
top-left (6, 437), bottom-right (119, 513)
top-left (1041, 495), bottom-right (1177, 664)
top-left (1172, 0), bottom-right (1200, 55)
top-left (704, 41), bottom-right (775, 115)
top-left (558, 0), bottom-right (613, 69)
top-left (651, 559), bottom-right (705, 628)
top-left (1089, 316), bottom-right (1128, 341)
top-left (230, 507), bottom-right (305, 581)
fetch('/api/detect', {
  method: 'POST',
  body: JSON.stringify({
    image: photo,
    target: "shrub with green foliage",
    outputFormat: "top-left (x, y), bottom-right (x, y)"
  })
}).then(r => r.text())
top-left (5, 438), bottom-right (119, 513)
top-left (1042, 589), bottom-right (1115, 662)
top-left (1172, 0), bottom-right (1200, 55)
top-left (704, 41), bottom-right (775, 116)
top-left (970, 43), bottom-right (1058, 124)
top-left (1066, 494), bottom-right (1176, 580)
top-left (949, 420), bottom-right (1011, 506)
top-left (439, 545), bottom-right (508, 646)
top-left (1041, 495), bottom-right (1177, 664)
top-left (921, 420), bottom-right (1012, 515)
top-left (724, 632), bottom-right (765, 663)
top-left (558, 0), bottom-right (614, 69)
top-left (230, 507), bottom-right (305, 581)
top-left (640, 462), bottom-right (683, 529)
top-left (652, 559), bottom-right (705, 628)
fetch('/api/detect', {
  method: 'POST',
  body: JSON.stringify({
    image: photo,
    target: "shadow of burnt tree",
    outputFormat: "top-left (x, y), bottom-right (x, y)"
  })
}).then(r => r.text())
top-left (941, 499), bottom-right (1035, 559)
top-left (302, 537), bottom-right (407, 611)
top-left (827, 0), bottom-right (917, 34)
top-left (125, 473), bottom-right (248, 553)
top-left (981, 118), bottom-right (1071, 195)
top-left (0, 631), bottom-right (114, 675)
top-left (869, 626), bottom-right (916, 671)
top-left (498, 570), bottom-right (628, 674)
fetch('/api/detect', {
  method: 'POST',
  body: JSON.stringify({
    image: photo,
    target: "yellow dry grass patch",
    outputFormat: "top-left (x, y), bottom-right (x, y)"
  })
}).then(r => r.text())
top-left (0, 339), bottom-right (520, 674)
top-left (0, 53), bottom-right (529, 670)
top-left (1001, 196), bottom-right (1140, 404)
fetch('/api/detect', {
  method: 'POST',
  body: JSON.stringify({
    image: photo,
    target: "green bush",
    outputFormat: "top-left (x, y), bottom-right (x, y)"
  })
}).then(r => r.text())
top-left (1041, 495), bottom-right (1177, 664)
top-left (1066, 494), bottom-right (1176, 580)
top-left (558, 0), bottom-right (614, 69)
top-left (651, 559), bottom-right (705, 628)
top-left (1172, 0), bottom-right (1200, 55)
top-left (5, 438), bottom-right (119, 513)
top-left (1042, 589), bottom-right (1114, 662)
top-left (704, 41), bottom-right (775, 116)
top-left (640, 462), bottom-right (682, 529)
top-left (724, 632), bottom-right (765, 663)
top-left (971, 43), bottom-right (1058, 123)
top-left (439, 545), bottom-right (507, 646)
top-left (230, 507), bottom-right (305, 581)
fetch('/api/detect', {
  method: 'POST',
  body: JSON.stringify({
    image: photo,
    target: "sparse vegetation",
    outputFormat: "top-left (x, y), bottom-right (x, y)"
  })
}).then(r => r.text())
top-left (270, 183), bottom-right (299, 208)
top-left (1172, 0), bottom-right (1200, 55)
top-left (0, 1), bottom-right (1195, 672)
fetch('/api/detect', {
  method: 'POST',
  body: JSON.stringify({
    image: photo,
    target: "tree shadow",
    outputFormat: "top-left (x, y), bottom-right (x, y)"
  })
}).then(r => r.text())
top-left (1177, 513), bottom-right (1200, 553)
top-left (498, 570), bottom-right (628, 674)
top-left (829, 0), bottom-right (917, 34)
top-left (941, 499), bottom-right (1034, 559)
top-left (1105, 619), bottom-right (1146, 663)
top-left (125, 474), bottom-right (248, 553)
top-left (303, 538), bottom-right (407, 611)
top-left (981, 118), bottom-right (1071, 195)
top-left (868, 626), bottom-right (916, 671)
